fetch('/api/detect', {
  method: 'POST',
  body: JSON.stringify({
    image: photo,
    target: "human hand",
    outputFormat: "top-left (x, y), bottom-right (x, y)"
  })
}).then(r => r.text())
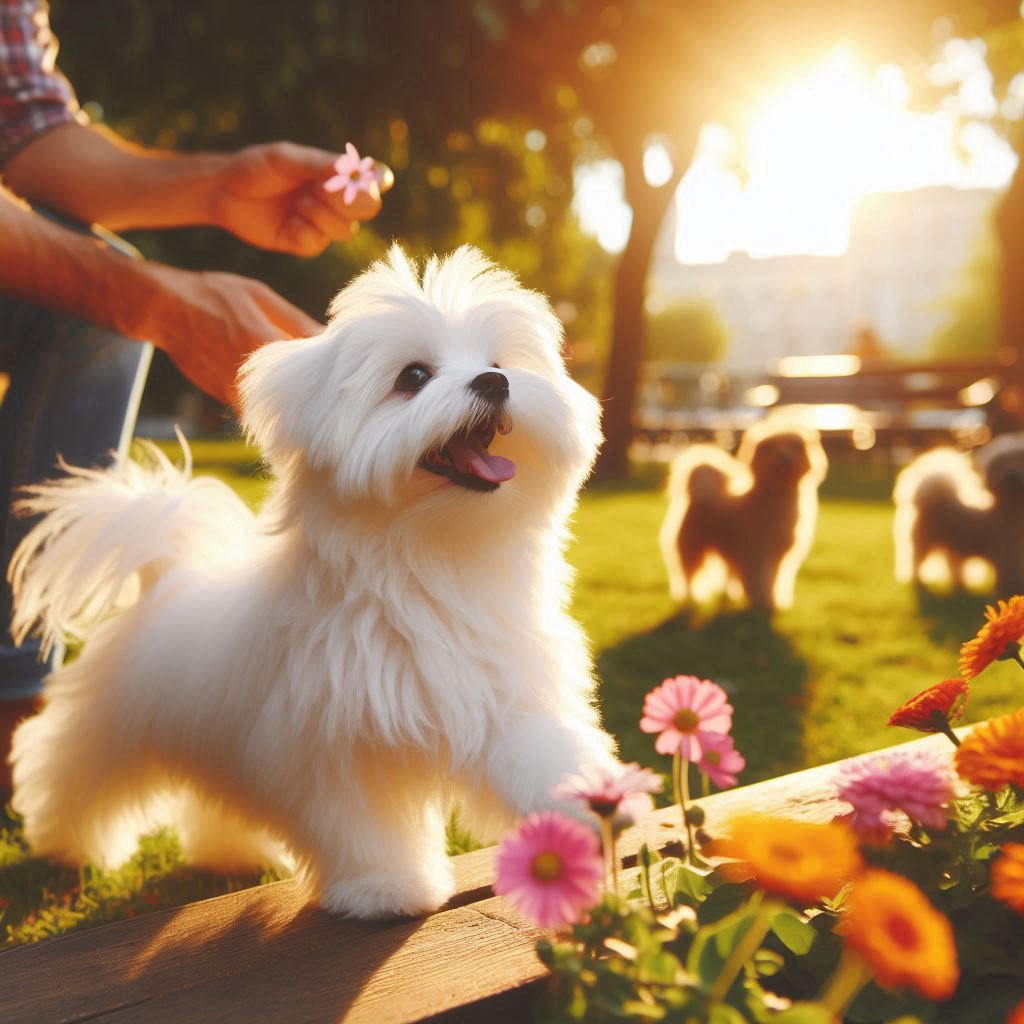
top-left (144, 266), bottom-right (321, 407)
top-left (208, 141), bottom-right (390, 257)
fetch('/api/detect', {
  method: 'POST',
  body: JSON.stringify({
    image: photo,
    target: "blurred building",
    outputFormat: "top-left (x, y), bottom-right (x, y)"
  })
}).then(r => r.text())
top-left (649, 185), bottom-right (999, 370)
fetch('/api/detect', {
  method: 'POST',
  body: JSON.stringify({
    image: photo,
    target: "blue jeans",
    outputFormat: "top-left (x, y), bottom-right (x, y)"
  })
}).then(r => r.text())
top-left (0, 223), bottom-right (152, 700)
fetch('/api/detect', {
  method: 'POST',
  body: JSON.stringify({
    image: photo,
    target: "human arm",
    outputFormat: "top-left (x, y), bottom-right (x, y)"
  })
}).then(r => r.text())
top-left (2, 121), bottom-right (388, 257)
top-left (0, 184), bottom-right (320, 406)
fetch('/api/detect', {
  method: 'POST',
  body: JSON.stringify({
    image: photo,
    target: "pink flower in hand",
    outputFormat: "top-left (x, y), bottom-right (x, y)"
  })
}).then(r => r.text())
top-left (494, 811), bottom-right (603, 929)
top-left (553, 761), bottom-right (662, 824)
top-left (835, 748), bottom-right (958, 843)
top-left (323, 142), bottom-right (381, 203)
top-left (640, 675), bottom-right (733, 761)
top-left (698, 731), bottom-right (745, 790)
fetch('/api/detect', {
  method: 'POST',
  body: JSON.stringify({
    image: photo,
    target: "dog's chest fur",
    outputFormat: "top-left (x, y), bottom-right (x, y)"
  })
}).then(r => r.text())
top-left (273, 523), bottom-right (570, 770)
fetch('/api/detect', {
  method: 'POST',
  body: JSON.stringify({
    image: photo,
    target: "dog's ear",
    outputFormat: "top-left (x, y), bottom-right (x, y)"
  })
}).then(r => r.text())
top-left (237, 336), bottom-right (332, 461)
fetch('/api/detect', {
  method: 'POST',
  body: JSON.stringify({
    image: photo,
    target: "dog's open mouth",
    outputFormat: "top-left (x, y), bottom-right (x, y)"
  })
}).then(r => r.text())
top-left (419, 418), bottom-right (515, 492)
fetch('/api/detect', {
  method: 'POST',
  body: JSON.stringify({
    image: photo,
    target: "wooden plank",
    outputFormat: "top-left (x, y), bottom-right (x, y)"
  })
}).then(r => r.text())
top-left (0, 732), bottom-right (960, 1023)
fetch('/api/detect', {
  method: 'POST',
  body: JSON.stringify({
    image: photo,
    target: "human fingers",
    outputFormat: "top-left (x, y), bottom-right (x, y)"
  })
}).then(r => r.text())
top-left (261, 140), bottom-right (339, 181)
top-left (294, 193), bottom-right (359, 242)
top-left (245, 280), bottom-right (322, 339)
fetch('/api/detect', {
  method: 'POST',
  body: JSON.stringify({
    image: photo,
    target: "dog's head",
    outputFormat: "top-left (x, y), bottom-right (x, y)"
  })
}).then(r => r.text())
top-left (238, 245), bottom-right (601, 529)
top-left (977, 433), bottom-right (1024, 504)
top-left (738, 418), bottom-right (827, 489)
top-left (748, 432), bottom-right (812, 482)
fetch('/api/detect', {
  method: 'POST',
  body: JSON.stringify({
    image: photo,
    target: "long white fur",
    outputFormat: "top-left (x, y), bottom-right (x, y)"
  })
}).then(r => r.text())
top-left (8, 244), bottom-right (617, 919)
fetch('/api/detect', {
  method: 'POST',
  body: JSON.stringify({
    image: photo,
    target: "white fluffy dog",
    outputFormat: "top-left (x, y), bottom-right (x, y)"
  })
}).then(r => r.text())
top-left (7, 245), bottom-right (616, 919)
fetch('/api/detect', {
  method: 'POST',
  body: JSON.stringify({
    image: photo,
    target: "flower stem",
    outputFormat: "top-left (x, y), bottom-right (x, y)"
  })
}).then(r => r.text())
top-left (600, 815), bottom-right (616, 895)
top-left (639, 844), bottom-right (658, 911)
top-left (938, 720), bottom-right (962, 748)
top-left (819, 947), bottom-right (873, 1019)
top-left (673, 751), bottom-right (698, 865)
top-left (708, 899), bottom-right (774, 1003)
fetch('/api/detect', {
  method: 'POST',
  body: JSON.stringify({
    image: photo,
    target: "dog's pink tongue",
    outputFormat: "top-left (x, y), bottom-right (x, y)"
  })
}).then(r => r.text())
top-left (447, 437), bottom-right (516, 483)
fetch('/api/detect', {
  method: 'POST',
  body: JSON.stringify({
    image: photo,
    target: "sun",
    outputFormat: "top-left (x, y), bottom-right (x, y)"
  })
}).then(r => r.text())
top-left (574, 43), bottom-right (1017, 262)
top-left (672, 44), bottom-right (1015, 264)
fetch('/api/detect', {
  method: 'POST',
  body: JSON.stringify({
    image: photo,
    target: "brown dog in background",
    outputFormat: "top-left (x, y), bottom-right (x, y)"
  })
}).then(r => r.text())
top-left (894, 434), bottom-right (1024, 595)
top-left (660, 417), bottom-right (828, 611)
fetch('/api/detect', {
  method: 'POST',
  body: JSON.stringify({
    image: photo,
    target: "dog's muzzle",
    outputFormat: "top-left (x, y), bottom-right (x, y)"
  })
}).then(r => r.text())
top-left (419, 378), bottom-right (515, 492)
top-left (469, 371), bottom-right (509, 404)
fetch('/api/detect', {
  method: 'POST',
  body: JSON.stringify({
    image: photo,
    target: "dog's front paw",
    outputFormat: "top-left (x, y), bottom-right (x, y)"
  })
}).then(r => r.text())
top-left (320, 867), bottom-right (454, 920)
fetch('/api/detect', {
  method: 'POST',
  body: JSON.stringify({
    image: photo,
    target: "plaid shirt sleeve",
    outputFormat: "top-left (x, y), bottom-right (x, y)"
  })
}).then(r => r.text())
top-left (0, 0), bottom-right (82, 168)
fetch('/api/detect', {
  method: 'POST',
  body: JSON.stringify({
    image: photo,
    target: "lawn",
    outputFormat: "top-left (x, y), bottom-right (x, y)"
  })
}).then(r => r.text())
top-left (2, 443), bottom-right (1020, 945)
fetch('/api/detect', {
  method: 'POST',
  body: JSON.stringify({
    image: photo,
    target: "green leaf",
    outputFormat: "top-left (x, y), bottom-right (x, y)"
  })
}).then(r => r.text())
top-left (698, 881), bottom-right (756, 925)
top-left (982, 808), bottom-right (1024, 829)
top-left (619, 999), bottom-right (666, 1020)
top-left (771, 910), bottom-right (817, 956)
top-left (687, 903), bottom-right (760, 990)
top-left (771, 1004), bottom-right (835, 1024)
top-left (708, 1003), bottom-right (748, 1024)
top-left (675, 865), bottom-right (713, 903)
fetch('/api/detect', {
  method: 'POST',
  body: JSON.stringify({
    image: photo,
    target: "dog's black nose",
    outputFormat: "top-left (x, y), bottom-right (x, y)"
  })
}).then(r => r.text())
top-left (469, 371), bottom-right (509, 401)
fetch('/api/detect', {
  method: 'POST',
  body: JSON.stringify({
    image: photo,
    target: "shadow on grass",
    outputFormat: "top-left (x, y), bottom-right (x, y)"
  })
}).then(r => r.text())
top-left (597, 609), bottom-right (811, 786)
top-left (913, 587), bottom-right (993, 649)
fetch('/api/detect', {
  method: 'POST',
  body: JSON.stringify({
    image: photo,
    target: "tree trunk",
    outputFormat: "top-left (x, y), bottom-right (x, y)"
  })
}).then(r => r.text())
top-left (594, 172), bottom-right (680, 478)
top-left (993, 157), bottom-right (1024, 433)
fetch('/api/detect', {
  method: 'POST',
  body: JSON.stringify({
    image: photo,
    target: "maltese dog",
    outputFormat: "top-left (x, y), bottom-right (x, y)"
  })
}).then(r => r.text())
top-left (7, 245), bottom-right (617, 919)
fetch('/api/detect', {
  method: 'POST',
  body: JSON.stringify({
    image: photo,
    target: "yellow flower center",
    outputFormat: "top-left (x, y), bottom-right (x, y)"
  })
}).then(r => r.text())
top-left (705, 751), bottom-right (722, 766)
top-left (531, 851), bottom-right (563, 882)
top-left (350, 170), bottom-right (361, 181)
top-left (673, 708), bottom-right (700, 732)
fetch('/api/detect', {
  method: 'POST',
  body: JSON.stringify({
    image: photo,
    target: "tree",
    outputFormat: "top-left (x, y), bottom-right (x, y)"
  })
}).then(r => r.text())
top-left (471, 0), bottom-right (1021, 474)
top-left (646, 300), bottom-right (728, 365)
top-left (929, 224), bottom-right (1001, 360)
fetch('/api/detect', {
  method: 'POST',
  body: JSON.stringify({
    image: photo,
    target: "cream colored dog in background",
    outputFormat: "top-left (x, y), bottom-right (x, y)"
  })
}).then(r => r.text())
top-left (7, 245), bottom-right (617, 919)
top-left (894, 434), bottom-right (1024, 594)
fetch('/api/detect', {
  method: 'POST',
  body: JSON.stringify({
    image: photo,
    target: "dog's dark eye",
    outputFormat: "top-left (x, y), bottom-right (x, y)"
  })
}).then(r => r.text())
top-left (395, 363), bottom-right (432, 393)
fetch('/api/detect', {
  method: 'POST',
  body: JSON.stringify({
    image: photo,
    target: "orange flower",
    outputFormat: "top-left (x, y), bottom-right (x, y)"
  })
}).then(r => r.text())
top-left (888, 679), bottom-right (968, 734)
top-left (959, 597), bottom-right (1024, 679)
top-left (843, 868), bottom-right (959, 1001)
top-left (710, 815), bottom-right (862, 904)
top-left (1009, 997), bottom-right (1024, 1024)
top-left (954, 710), bottom-right (1024, 790)
top-left (992, 842), bottom-right (1024, 916)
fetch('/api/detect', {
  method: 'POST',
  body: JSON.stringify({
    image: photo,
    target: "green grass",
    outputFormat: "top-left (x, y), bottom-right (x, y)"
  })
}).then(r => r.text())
top-left (3, 441), bottom-right (1021, 945)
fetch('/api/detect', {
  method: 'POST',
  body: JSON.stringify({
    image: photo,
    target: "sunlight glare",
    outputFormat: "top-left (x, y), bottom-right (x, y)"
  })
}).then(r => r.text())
top-left (575, 42), bottom-right (1018, 262)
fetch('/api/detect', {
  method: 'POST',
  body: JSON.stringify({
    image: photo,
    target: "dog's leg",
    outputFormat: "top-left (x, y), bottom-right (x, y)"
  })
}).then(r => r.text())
top-left (297, 762), bottom-right (454, 919)
top-left (11, 685), bottom-right (161, 867)
top-left (479, 710), bottom-right (617, 819)
top-left (738, 554), bottom-right (776, 611)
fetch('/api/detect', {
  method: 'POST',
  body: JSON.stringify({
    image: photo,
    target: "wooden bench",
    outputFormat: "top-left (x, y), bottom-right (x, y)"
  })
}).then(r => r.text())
top-left (0, 732), bottom-right (956, 1023)
top-left (633, 356), bottom-right (1015, 456)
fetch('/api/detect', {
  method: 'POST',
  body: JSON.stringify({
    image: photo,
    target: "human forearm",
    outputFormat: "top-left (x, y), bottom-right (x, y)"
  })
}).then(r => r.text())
top-left (0, 183), bottom-right (168, 336)
top-left (1, 122), bottom-right (230, 232)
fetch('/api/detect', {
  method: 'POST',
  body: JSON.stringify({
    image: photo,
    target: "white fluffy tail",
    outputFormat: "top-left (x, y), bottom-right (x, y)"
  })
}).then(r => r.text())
top-left (9, 436), bottom-right (256, 655)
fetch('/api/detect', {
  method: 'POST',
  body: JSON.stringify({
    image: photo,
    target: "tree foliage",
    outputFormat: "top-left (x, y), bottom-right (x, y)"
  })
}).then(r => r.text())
top-left (646, 300), bottom-right (729, 365)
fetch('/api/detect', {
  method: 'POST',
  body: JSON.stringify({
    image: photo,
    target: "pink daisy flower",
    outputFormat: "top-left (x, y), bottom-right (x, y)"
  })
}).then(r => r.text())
top-left (697, 731), bottom-right (745, 790)
top-left (640, 675), bottom-right (733, 760)
top-left (835, 748), bottom-right (958, 842)
top-left (552, 761), bottom-right (662, 825)
top-left (323, 142), bottom-right (381, 203)
top-left (494, 811), bottom-right (603, 929)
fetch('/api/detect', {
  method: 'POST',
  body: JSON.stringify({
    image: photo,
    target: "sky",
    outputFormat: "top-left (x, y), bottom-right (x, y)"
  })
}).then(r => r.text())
top-left (573, 40), bottom-right (1022, 264)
